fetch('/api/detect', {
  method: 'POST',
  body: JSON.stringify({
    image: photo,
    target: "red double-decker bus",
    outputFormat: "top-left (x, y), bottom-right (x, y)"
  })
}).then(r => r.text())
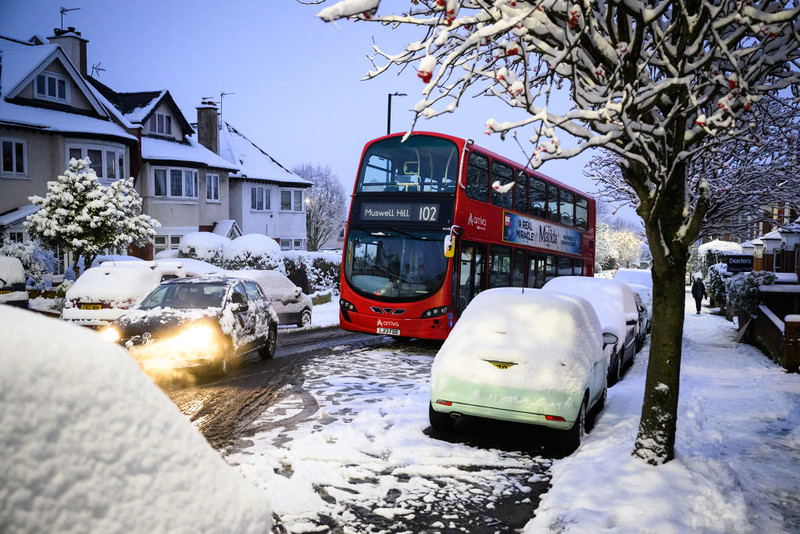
top-left (339, 132), bottom-right (595, 340)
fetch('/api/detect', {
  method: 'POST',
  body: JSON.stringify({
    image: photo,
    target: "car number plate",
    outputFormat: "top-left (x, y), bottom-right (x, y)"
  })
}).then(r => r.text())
top-left (377, 327), bottom-right (400, 335)
top-left (0, 290), bottom-right (10, 295)
top-left (80, 304), bottom-right (102, 310)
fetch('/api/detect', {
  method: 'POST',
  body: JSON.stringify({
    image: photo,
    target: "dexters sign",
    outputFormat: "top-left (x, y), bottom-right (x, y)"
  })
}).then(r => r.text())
top-left (502, 211), bottom-right (582, 255)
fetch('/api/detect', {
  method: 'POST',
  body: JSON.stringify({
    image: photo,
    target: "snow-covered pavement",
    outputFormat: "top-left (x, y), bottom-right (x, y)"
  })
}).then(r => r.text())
top-left (230, 292), bottom-right (800, 533)
top-left (526, 293), bottom-right (800, 533)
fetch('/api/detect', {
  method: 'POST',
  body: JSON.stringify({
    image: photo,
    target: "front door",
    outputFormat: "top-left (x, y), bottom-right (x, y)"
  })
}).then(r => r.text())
top-left (457, 242), bottom-right (486, 317)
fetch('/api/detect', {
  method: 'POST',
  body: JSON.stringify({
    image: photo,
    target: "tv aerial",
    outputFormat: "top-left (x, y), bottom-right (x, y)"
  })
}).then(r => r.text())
top-left (59, 7), bottom-right (80, 29)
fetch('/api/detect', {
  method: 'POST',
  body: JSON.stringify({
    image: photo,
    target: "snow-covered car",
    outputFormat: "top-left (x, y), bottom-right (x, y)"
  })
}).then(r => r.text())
top-left (626, 282), bottom-right (652, 334)
top-left (543, 276), bottom-right (640, 384)
top-left (102, 276), bottom-right (278, 375)
top-left (0, 255), bottom-right (28, 308)
top-left (429, 288), bottom-right (616, 451)
top-left (61, 264), bottom-right (167, 327)
top-left (227, 269), bottom-right (313, 327)
top-left (613, 269), bottom-right (653, 291)
top-left (632, 292), bottom-right (649, 350)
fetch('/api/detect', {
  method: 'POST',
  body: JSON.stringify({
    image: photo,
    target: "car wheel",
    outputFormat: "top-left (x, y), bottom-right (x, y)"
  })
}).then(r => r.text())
top-left (429, 403), bottom-right (455, 432)
top-left (561, 397), bottom-right (587, 453)
top-left (297, 309), bottom-right (312, 328)
top-left (259, 322), bottom-right (278, 360)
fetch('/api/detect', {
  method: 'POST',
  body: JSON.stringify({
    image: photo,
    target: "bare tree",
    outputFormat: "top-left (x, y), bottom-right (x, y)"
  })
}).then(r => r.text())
top-left (316, 0), bottom-right (800, 464)
top-left (293, 164), bottom-right (347, 251)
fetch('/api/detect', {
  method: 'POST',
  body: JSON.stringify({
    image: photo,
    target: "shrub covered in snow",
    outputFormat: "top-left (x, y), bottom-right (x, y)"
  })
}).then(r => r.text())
top-left (179, 232), bottom-right (228, 266)
top-left (283, 250), bottom-right (342, 292)
top-left (0, 240), bottom-right (58, 287)
top-left (224, 234), bottom-right (282, 271)
top-left (707, 263), bottom-right (730, 305)
top-left (725, 271), bottom-right (777, 317)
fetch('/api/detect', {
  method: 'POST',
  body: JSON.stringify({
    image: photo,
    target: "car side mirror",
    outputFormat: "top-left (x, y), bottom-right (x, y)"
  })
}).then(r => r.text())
top-left (231, 293), bottom-right (248, 312)
top-left (603, 332), bottom-right (619, 347)
top-left (295, 287), bottom-right (302, 297)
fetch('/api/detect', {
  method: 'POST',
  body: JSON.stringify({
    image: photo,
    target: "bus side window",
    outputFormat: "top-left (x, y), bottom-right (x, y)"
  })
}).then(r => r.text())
top-left (560, 190), bottom-right (575, 226)
top-left (548, 185), bottom-right (559, 223)
top-left (515, 171), bottom-right (527, 214)
top-left (573, 259), bottom-right (584, 276)
top-left (528, 254), bottom-right (546, 288)
top-left (545, 255), bottom-right (557, 283)
top-left (466, 152), bottom-right (489, 202)
top-left (488, 245), bottom-right (511, 288)
top-left (558, 256), bottom-right (573, 277)
top-left (491, 161), bottom-right (514, 209)
top-left (575, 197), bottom-right (589, 230)
top-left (530, 177), bottom-right (547, 219)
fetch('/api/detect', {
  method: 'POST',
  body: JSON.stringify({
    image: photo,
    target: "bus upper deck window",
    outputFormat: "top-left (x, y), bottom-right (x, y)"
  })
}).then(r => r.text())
top-left (466, 153), bottom-right (489, 202)
top-left (530, 178), bottom-right (546, 219)
top-left (560, 190), bottom-right (575, 227)
top-left (575, 197), bottom-right (589, 230)
top-left (490, 161), bottom-right (514, 209)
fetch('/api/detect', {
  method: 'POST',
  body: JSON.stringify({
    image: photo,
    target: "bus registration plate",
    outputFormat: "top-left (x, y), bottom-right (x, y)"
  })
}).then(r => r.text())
top-left (377, 327), bottom-right (400, 336)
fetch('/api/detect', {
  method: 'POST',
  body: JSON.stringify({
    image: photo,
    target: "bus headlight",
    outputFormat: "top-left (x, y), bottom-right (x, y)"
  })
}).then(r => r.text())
top-left (340, 299), bottom-right (358, 312)
top-left (421, 306), bottom-right (450, 319)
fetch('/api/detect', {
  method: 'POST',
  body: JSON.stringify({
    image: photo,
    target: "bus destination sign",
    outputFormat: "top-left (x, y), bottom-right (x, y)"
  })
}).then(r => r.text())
top-left (502, 211), bottom-right (582, 255)
top-left (360, 202), bottom-right (440, 223)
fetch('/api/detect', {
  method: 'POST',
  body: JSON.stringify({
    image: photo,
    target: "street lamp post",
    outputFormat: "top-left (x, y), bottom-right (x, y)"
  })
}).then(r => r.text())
top-left (387, 92), bottom-right (407, 135)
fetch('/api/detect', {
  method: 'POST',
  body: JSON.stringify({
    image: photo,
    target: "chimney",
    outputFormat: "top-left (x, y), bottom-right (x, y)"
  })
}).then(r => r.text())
top-left (196, 100), bottom-right (219, 154)
top-left (48, 27), bottom-right (88, 77)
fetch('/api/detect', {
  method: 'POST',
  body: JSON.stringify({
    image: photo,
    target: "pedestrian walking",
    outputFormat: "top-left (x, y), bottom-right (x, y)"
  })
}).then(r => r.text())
top-left (691, 277), bottom-right (707, 314)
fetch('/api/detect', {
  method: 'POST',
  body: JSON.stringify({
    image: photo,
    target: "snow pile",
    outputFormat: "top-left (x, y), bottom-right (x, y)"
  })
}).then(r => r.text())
top-left (0, 255), bottom-right (26, 285)
top-left (524, 294), bottom-right (800, 533)
top-left (179, 231), bottom-right (228, 265)
top-left (0, 306), bottom-right (272, 533)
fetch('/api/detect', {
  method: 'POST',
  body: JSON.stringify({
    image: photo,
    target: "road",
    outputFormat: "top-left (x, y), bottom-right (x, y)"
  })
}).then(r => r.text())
top-left (165, 327), bottom-right (561, 533)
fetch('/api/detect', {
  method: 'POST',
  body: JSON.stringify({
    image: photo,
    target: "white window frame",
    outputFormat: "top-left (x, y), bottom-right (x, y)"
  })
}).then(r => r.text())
top-left (251, 185), bottom-right (269, 211)
top-left (1, 138), bottom-right (27, 177)
top-left (206, 173), bottom-right (220, 202)
top-left (280, 239), bottom-right (291, 251)
top-left (66, 142), bottom-right (126, 183)
top-left (148, 113), bottom-right (172, 136)
top-left (281, 189), bottom-right (305, 212)
top-left (293, 239), bottom-right (303, 250)
top-left (153, 166), bottom-right (198, 199)
top-left (35, 71), bottom-right (70, 104)
top-left (154, 234), bottom-right (183, 255)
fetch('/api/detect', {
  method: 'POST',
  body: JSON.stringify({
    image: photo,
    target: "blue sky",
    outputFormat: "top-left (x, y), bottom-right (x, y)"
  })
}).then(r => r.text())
top-left (0, 0), bottom-right (613, 212)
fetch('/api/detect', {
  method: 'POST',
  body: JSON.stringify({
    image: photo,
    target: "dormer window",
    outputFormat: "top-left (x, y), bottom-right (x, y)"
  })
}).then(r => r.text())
top-left (149, 113), bottom-right (172, 136)
top-left (35, 72), bottom-right (69, 103)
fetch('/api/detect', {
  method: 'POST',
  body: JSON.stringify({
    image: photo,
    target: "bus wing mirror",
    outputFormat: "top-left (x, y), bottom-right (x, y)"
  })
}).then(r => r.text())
top-left (444, 235), bottom-right (455, 258)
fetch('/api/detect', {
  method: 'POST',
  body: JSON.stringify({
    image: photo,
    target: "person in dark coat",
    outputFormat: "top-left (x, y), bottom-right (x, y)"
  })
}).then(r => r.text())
top-left (691, 277), bottom-right (707, 314)
top-left (290, 263), bottom-right (311, 295)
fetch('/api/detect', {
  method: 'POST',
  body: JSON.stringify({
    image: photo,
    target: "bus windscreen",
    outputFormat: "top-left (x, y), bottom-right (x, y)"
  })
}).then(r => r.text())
top-left (356, 136), bottom-right (459, 194)
top-left (344, 229), bottom-right (448, 299)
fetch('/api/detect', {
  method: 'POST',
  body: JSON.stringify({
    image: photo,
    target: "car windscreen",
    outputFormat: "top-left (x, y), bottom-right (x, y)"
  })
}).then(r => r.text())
top-left (138, 283), bottom-right (227, 310)
top-left (356, 135), bottom-right (459, 193)
top-left (344, 228), bottom-right (448, 300)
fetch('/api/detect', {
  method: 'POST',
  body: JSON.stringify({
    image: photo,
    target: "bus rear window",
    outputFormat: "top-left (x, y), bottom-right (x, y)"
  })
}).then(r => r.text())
top-left (356, 136), bottom-right (459, 193)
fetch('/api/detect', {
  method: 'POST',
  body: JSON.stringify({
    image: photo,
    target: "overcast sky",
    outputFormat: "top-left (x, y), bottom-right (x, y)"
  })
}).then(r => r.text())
top-left (1, 0), bottom-right (618, 214)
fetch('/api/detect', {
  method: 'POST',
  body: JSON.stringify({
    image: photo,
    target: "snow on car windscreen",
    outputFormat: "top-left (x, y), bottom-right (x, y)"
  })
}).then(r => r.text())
top-left (356, 135), bottom-right (459, 194)
top-left (138, 283), bottom-right (227, 310)
top-left (344, 229), bottom-right (448, 300)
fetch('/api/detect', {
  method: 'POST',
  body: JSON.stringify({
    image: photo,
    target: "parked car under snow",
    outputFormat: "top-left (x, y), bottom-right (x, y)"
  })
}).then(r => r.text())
top-left (429, 288), bottom-right (615, 452)
top-left (227, 269), bottom-right (312, 327)
top-left (102, 275), bottom-right (278, 375)
top-left (543, 276), bottom-right (640, 384)
top-left (0, 256), bottom-right (28, 308)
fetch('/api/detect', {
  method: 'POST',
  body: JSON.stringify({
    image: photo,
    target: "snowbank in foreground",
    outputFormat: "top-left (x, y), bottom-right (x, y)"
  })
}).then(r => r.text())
top-left (525, 295), bottom-right (800, 533)
top-left (0, 306), bottom-right (271, 534)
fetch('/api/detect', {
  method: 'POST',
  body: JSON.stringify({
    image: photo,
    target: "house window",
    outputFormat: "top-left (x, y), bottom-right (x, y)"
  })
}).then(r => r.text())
top-left (66, 143), bottom-right (125, 182)
top-left (281, 189), bottom-right (304, 211)
top-left (35, 72), bottom-right (69, 103)
top-left (154, 234), bottom-right (183, 255)
top-left (293, 239), bottom-right (302, 250)
top-left (149, 113), bottom-right (172, 135)
top-left (206, 173), bottom-right (220, 202)
top-left (1, 139), bottom-right (26, 176)
top-left (280, 239), bottom-right (291, 251)
top-left (153, 167), bottom-right (198, 198)
top-left (251, 186), bottom-right (269, 211)
top-left (6, 231), bottom-right (24, 243)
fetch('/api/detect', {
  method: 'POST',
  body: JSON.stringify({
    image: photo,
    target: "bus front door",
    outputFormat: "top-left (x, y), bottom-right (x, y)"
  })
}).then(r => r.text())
top-left (457, 242), bottom-right (486, 317)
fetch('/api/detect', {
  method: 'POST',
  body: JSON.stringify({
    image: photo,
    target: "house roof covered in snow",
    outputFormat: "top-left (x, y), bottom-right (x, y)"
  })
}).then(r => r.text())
top-left (86, 79), bottom-right (193, 133)
top-left (141, 136), bottom-right (238, 171)
top-left (216, 121), bottom-right (311, 187)
top-left (0, 36), bottom-right (135, 141)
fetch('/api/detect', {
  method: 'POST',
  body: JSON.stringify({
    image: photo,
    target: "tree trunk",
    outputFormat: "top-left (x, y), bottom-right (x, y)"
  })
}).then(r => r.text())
top-left (633, 263), bottom-right (686, 464)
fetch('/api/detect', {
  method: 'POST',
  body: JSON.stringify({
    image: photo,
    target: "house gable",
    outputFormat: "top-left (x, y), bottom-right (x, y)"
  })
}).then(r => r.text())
top-left (139, 92), bottom-right (193, 141)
